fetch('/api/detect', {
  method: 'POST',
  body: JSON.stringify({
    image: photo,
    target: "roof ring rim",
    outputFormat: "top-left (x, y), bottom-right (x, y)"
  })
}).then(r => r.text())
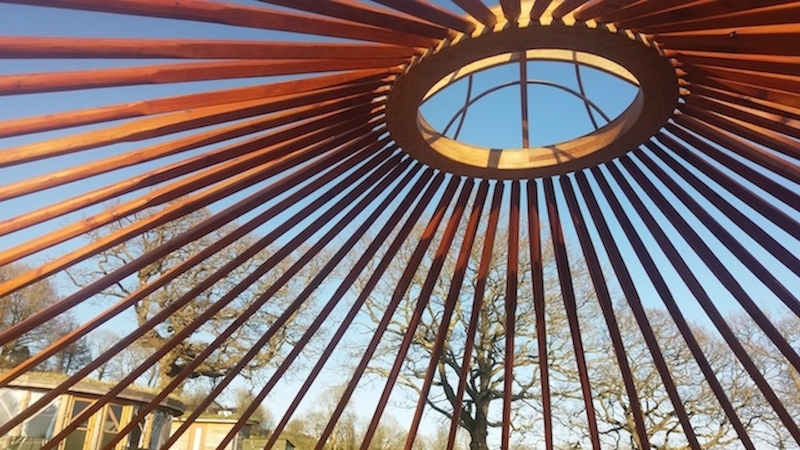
top-left (386, 21), bottom-right (679, 180)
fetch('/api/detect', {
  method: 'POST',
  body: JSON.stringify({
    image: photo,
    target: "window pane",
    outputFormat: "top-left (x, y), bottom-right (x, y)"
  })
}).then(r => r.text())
top-left (104, 404), bottom-right (123, 432)
top-left (64, 430), bottom-right (87, 450)
top-left (24, 400), bottom-right (60, 438)
top-left (71, 400), bottom-right (91, 429)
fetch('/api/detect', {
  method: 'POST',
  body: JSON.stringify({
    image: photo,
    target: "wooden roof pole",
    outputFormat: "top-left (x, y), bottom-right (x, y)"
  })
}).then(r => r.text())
top-left (0, 81), bottom-right (384, 168)
top-left (264, 169), bottom-right (441, 450)
top-left (0, 69), bottom-right (394, 139)
top-left (525, 180), bottom-right (553, 450)
top-left (362, 178), bottom-right (470, 450)
top-left (0, 109), bottom-right (383, 300)
top-left (574, 169), bottom-right (758, 450)
top-left (561, 176), bottom-right (652, 449)
top-left (0, 101), bottom-right (379, 237)
top-left (205, 160), bottom-right (427, 450)
top-left (663, 125), bottom-right (800, 237)
top-left (0, 37), bottom-right (418, 60)
top-left (319, 176), bottom-right (458, 450)
top-left (602, 162), bottom-right (800, 445)
top-left (0, 92), bottom-right (380, 203)
top-left (0, 129), bottom-right (392, 438)
top-left (0, 58), bottom-right (406, 96)
top-left (501, 181), bottom-right (521, 450)
top-left (0, 0), bottom-right (437, 47)
top-left (0, 107), bottom-right (381, 273)
top-left (256, 0), bottom-right (452, 40)
top-left (544, 177), bottom-right (602, 450)
top-left (0, 139), bottom-right (381, 388)
top-left (446, 182), bottom-right (504, 450)
top-left (402, 180), bottom-right (477, 450)
top-left (105, 152), bottom-right (413, 450)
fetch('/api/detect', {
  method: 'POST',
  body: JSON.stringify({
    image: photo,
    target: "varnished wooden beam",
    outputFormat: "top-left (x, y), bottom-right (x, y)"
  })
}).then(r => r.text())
top-left (591, 0), bottom-right (683, 24)
top-left (451, 0), bottom-right (498, 27)
top-left (0, 109), bottom-right (383, 299)
top-left (552, 0), bottom-right (590, 20)
top-left (685, 65), bottom-right (800, 100)
top-left (543, 177), bottom-right (602, 450)
top-left (257, 0), bottom-right (452, 41)
top-left (678, 104), bottom-right (800, 161)
top-left (525, 180), bottom-right (553, 450)
top-left (447, 182), bottom-right (503, 450)
top-left (687, 83), bottom-right (800, 122)
top-left (502, 181), bottom-right (521, 450)
top-left (645, 140), bottom-right (799, 272)
top-left (316, 175), bottom-right (457, 450)
top-left (0, 100), bottom-right (380, 237)
top-left (530, 0), bottom-right (554, 21)
top-left (107, 152), bottom-right (413, 450)
top-left (403, 180), bottom-right (475, 450)
top-left (574, 169), bottom-right (757, 449)
top-left (0, 69), bottom-right (393, 139)
top-left (561, 175), bottom-right (651, 450)
top-left (0, 81), bottom-right (384, 168)
top-left (0, 140), bottom-right (383, 389)
top-left (0, 36), bottom-right (418, 59)
top-left (669, 51), bottom-right (800, 77)
top-left (665, 122), bottom-right (800, 229)
top-left (689, 76), bottom-right (800, 110)
top-left (624, 1), bottom-right (800, 33)
top-left (0, 58), bottom-right (405, 96)
top-left (500, 0), bottom-right (521, 23)
top-left (572, 0), bottom-right (641, 22)
top-left (0, 92), bottom-right (379, 203)
top-left (370, 0), bottom-right (477, 34)
top-left (0, 0), bottom-right (437, 47)
top-left (656, 24), bottom-right (800, 56)
top-left (264, 169), bottom-right (441, 450)
top-left (686, 94), bottom-right (800, 140)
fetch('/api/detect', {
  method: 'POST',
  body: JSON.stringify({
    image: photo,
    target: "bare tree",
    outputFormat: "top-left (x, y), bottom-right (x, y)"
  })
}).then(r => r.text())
top-left (276, 387), bottom-right (428, 450)
top-left (70, 205), bottom-right (320, 391)
top-left (0, 263), bottom-right (83, 371)
top-left (87, 329), bottom-right (157, 385)
top-left (360, 226), bottom-right (592, 450)
top-left (580, 306), bottom-right (764, 449)
top-left (232, 387), bottom-right (274, 437)
top-left (728, 312), bottom-right (800, 449)
top-left (46, 337), bottom-right (93, 375)
top-left (359, 221), bottom-right (789, 449)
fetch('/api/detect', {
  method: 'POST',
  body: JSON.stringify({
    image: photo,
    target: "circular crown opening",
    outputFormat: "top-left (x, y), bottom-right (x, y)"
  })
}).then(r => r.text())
top-left (386, 20), bottom-right (678, 179)
top-left (419, 52), bottom-right (640, 149)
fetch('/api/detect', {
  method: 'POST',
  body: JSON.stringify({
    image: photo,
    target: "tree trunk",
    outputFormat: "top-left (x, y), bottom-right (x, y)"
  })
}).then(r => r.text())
top-left (468, 404), bottom-right (490, 450)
